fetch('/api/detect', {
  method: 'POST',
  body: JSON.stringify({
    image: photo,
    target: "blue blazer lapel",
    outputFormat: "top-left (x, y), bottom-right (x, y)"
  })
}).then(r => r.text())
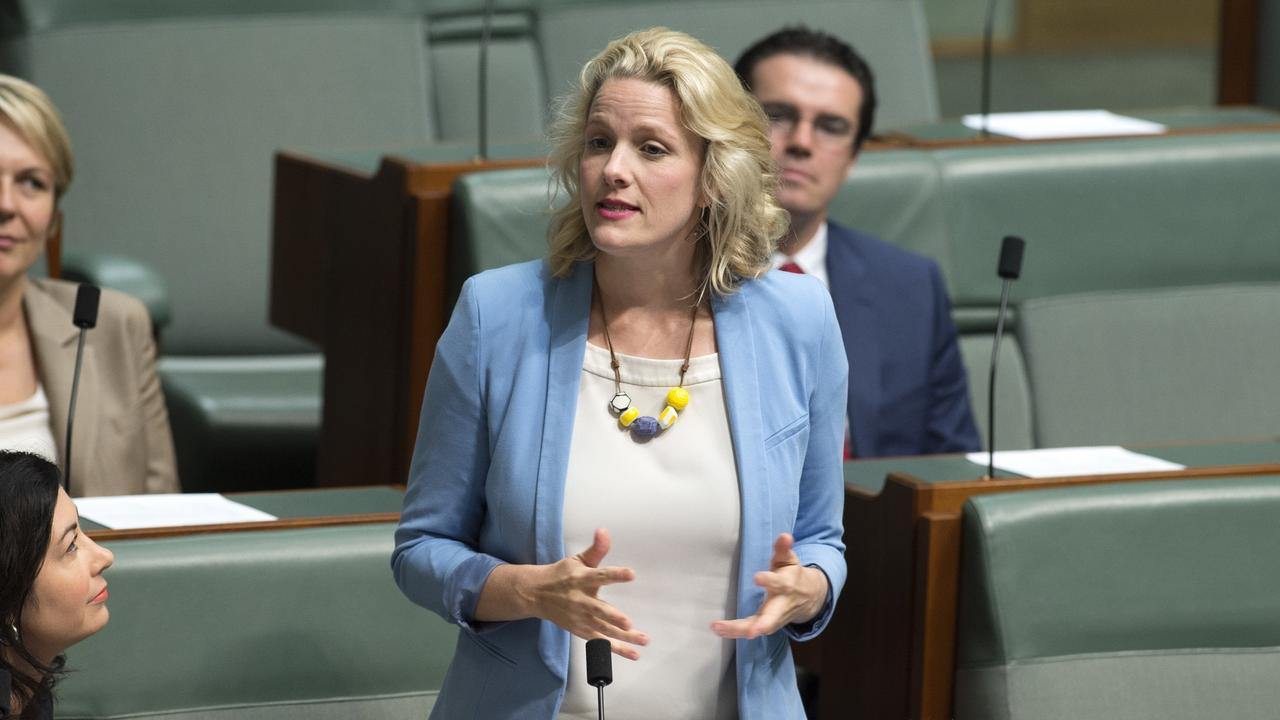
top-left (712, 289), bottom-right (772, 622)
top-left (534, 263), bottom-right (592, 567)
top-left (827, 227), bottom-right (881, 458)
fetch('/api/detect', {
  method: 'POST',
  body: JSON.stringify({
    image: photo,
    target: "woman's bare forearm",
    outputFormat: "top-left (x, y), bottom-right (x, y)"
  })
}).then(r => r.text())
top-left (474, 563), bottom-right (544, 622)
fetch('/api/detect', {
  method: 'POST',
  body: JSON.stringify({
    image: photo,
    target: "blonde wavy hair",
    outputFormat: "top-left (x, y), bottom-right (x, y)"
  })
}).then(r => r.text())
top-left (0, 74), bottom-right (74, 200)
top-left (547, 28), bottom-right (788, 296)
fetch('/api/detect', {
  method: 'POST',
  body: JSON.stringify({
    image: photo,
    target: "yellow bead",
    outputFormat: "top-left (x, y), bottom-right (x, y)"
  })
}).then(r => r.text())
top-left (619, 407), bottom-right (640, 428)
top-left (658, 406), bottom-right (678, 429)
top-left (666, 387), bottom-right (689, 410)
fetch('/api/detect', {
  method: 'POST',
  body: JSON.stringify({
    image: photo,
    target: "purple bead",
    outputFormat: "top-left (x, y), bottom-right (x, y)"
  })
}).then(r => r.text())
top-left (630, 416), bottom-right (659, 438)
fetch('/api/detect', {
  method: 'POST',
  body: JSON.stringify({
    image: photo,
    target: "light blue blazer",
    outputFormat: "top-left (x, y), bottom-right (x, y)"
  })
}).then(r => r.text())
top-left (392, 260), bottom-right (848, 719)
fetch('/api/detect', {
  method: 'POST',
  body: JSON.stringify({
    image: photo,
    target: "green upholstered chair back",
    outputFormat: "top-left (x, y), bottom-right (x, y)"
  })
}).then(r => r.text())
top-left (535, 0), bottom-right (939, 130)
top-left (449, 165), bottom-right (556, 302)
top-left (932, 132), bottom-right (1280, 312)
top-left (954, 476), bottom-right (1280, 720)
top-left (2, 4), bottom-right (437, 355)
top-left (425, 10), bottom-right (548, 143)
top-left (57, 524), bottom-right (456, 719)
top-left (1017, 284), bottom-right (1280, 447)
top-left (957, 334), bottom-right (1033, 450)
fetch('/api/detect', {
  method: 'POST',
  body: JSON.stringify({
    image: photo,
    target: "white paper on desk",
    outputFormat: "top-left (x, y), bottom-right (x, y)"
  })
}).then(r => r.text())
top-left (965, 446), bottom-right (1186, 479)
top-left (961, 110), bottom-right (1167, 140)
top-left (74, 494), bottom-right (278, 530)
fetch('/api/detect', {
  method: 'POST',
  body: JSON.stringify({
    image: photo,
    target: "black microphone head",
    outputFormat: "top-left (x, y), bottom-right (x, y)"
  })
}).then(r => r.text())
top-left (997, 236), bottom-right (1026, 280)
top-left (72, 284), bottom-right (101, 329)
top-left (585, 639), bottom-right (613, 688)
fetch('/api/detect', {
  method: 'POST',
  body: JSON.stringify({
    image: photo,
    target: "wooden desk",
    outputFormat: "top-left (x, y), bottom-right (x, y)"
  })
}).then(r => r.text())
top-left (819, 440), bottom-right (1280, 720)
top-left (271, 146), bottom-right (541, 487)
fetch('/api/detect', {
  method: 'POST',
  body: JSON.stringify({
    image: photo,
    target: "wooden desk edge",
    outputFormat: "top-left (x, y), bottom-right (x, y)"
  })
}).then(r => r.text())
top-left (85, 485), bottom-right (407, 541)
top-left (87, 511), bottom-right (402, 541)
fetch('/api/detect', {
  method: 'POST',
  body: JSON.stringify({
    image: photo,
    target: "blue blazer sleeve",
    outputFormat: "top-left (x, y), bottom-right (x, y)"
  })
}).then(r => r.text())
top-left (787, 283), bottom-right (848, 641)
top-left (391, 277), bottom-right (505, 633)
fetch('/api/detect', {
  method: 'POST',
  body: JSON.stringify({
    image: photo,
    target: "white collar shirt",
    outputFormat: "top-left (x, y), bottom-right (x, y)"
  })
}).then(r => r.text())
top-left (771, 221), bottom-right (829, 288)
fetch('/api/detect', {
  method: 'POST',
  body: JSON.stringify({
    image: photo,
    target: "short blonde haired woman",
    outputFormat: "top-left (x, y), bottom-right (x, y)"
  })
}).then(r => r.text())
top-left (393, 29), bottom-right (847, 719)
top-left (0, 75), bottom-right (177, 495)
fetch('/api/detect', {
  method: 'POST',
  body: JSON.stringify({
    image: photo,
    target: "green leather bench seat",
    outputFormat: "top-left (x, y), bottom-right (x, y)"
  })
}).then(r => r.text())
top-left (954, 476), bottom-right (1280, 720)
top-left (58, 523), bottom-right (456, 719)
top-left (932, 132), bottom-right (1280, 313)
top-left (159, 356), bottom-right (323, 492)
top-left (1017, 284), bottom-right (1280, 447)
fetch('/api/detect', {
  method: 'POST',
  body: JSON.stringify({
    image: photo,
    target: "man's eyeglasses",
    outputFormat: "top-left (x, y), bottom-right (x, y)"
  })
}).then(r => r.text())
top-left (761, 102), bottom-right (856, 146)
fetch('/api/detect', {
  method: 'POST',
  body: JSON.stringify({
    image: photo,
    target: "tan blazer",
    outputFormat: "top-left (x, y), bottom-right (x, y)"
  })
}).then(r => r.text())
top-left (24, 277), bottom-right (179, 496)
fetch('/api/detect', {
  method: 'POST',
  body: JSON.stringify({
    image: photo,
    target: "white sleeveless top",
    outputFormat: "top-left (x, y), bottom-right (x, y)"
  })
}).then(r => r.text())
top-left (558, 343), bottom-right (741, 720)
top-left (0, 383), bottom-right (58, 463)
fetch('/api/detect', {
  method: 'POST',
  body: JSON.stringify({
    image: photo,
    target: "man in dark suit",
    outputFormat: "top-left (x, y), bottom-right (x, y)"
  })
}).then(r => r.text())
top-left (736, 28), bottom-right (980, 457)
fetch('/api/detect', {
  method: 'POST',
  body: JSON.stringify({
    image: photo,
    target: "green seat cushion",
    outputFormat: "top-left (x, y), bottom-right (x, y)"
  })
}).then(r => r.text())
top-left (159, 355), bottom-right (322, 492)
top-left (57, 523), bottom-right (456, 719)
top-left (954, 475), bottom-right (1280, 720)
top-left (1017, 284), bottom-right (1280, 447)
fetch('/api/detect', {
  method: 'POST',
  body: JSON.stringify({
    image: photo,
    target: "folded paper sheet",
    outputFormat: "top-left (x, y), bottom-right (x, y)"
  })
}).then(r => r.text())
top-left (966, 446), bottom-right (1186, 478)
top-left (962, 110), bottom-right (1166, 140)
top-left (75, 493), bottom-right (278, 530)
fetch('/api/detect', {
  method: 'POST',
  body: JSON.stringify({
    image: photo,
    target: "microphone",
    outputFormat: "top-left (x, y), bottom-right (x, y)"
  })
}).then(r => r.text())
top-left (986, 236), bottom-right (1024, 479)
top-left (476, 0), bottom-right (495, 161)
top-left (586, 638), bottom-right (613, 720)
top-left (65, 283), bottom-right (101, 495)
top-left (979, 0), bottom-right (999, 138)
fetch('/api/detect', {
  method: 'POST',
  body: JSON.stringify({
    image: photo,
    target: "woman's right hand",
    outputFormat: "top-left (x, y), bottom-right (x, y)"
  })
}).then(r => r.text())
top-left (527, 528), bottom-right (648, 660)
top-left (474, 527), bottom-right (647, 659)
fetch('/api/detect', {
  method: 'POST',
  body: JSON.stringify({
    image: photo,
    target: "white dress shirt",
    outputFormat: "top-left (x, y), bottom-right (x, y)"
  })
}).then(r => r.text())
top-left (771, 221), bottom-right (829, 288)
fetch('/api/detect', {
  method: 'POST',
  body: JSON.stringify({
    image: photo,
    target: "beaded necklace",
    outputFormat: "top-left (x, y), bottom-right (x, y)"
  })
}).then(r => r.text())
top-left (596, 285), bottom-right (698, 439)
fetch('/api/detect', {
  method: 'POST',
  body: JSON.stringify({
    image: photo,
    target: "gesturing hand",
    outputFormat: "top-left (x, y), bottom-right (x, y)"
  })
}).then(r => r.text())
top-left (710, 533), bottom-right (828, 640)
top-left (530, 528), bottom-right (649, 660)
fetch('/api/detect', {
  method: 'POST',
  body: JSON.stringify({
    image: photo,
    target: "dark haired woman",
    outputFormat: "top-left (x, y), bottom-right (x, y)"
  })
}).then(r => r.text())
top-left (1, 451), bottom-right (114, 719)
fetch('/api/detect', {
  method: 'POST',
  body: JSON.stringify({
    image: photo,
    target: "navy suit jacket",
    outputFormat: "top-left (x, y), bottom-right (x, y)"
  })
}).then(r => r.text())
top-left (826, 221), bottom-right (980, 456)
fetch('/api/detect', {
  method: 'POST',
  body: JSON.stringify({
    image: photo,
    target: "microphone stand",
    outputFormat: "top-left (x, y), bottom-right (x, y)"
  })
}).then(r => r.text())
top-left (65, 284), bottom-right (101, 494)
top-left (65, 328), bottom-right (89, 493)
top-left (980, 0), bottom-right (999, 138)
top-left (987, 236), bottom-right (1024, 480)
top-left (476, 0), bottom-right (495, 161)
top-left (987, 279), bottom-right (1012, 479)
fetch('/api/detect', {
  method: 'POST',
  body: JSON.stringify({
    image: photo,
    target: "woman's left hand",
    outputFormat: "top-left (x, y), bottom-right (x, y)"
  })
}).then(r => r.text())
top-left (710, 533), bottom-right (828, 640)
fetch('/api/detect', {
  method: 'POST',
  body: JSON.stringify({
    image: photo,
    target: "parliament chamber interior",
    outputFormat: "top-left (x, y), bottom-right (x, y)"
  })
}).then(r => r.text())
top-left (1, 0), bottom-right (1278, 718)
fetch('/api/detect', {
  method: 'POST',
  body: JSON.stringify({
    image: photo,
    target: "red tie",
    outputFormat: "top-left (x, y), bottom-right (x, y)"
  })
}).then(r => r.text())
top-left (779, 261), bottom-right (804, 274)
